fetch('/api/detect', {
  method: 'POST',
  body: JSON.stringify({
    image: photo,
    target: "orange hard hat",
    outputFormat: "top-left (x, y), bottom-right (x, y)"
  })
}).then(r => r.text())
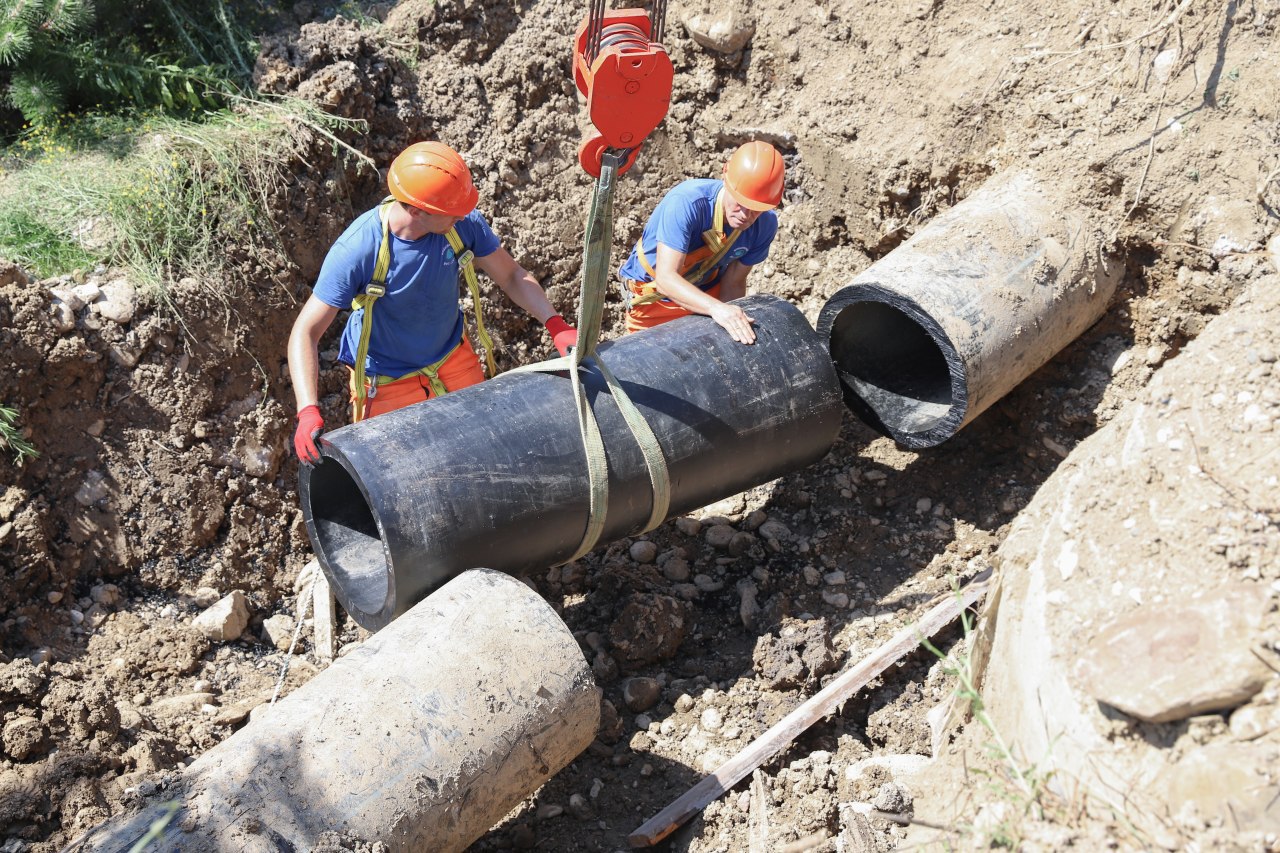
top-left (722, 141), bottom-right (785, 211)
top-left (387, 141), bottom-right (478, 217)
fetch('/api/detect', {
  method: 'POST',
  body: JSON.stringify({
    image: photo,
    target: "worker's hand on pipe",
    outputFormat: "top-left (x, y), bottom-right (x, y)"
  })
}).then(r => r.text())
top-left (294, 404), bottom-right (324, 467)
top-left (709, 302), bottom-right (757, 345)
top-left (545, 314), bottom-right (578, 358)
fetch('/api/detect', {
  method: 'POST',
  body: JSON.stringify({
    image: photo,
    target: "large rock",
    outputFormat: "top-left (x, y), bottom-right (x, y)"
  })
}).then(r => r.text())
top-left (1074, 584), bottom-right (1271, 723)
top-left (192, 591), bottom-right (251, 642)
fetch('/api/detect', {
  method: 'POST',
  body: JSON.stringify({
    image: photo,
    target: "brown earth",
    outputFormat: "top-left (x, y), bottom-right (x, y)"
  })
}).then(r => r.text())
top-left (0, 0), bottom-right (1277, 849)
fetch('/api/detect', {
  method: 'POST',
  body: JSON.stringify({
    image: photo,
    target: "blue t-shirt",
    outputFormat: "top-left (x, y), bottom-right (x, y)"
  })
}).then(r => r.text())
top-left (313, 206), bottom-right (500, 378)
top-left (619, 179), bottom-right (778, 289)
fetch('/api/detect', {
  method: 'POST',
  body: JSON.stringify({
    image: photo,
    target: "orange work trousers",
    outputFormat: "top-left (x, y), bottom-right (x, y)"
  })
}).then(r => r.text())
top-left (624, 280), bottom-right (723, 334)
top-left (347, 336), bottom-right (484, 421)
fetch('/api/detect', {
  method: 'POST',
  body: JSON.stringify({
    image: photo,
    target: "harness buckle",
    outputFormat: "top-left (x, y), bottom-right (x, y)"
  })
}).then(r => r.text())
top-left (366, 283), bottom-right (386, 298)
top-left (456, 250), bottom-right (474, 267)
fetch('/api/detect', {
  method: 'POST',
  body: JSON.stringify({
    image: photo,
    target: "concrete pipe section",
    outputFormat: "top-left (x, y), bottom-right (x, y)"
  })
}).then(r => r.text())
top-left (816, 170), bottom-right (1123, 448)
top-left (68, 569), bottom-right (600, 853)
top-left (301, 294), bottom-right (843, 630)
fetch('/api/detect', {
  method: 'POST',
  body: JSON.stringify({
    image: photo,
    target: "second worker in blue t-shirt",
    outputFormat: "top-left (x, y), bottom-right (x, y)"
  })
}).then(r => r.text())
top-left (618, 141), bottom-right (785, 344)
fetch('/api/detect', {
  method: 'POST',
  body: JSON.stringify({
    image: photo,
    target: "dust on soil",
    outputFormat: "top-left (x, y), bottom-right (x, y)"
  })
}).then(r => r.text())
top-left (0, 0), bottom-right (1277, 849)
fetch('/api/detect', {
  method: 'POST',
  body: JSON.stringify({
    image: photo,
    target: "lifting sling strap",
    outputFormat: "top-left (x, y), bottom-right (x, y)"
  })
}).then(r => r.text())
top-left (349, 199), bottom-right (498, 422)
top-left (512, 152), bottom-right (671, 562)
top-left (631, 189), bottom-right (743, 306)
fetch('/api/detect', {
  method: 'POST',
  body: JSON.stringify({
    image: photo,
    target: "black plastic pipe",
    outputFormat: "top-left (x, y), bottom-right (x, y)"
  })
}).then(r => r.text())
top-left (816, 171), bottom-right (1122, 448)
top-left (300, 294), bottom-right (842, 630)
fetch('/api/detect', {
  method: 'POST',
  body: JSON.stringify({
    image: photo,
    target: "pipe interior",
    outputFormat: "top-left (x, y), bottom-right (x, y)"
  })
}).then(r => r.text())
top-left (829, 301), bottom-right (954, 435)
top-left (306, 461), bottom-right (389, 617)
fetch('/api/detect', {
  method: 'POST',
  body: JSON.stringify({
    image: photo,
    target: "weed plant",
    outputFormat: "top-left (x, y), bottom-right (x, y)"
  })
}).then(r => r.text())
top-left (0, 96), bottom-right (371, 293)
top-left (0, 402), bottom-right (37, 465)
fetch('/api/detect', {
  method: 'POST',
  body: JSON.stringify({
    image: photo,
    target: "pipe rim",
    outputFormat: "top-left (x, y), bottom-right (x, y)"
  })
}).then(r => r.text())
top-left (816, 282), bottom-right (967, 448)
top-left (299, 448), bottom-right (394, 628)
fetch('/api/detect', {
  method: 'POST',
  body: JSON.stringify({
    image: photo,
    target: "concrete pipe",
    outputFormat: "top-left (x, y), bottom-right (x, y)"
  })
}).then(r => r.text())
top-left (816, 170), bottom-right (1122, 448)
top-left (301, 293), bottom-right (843, 630)
top-left (68, 569), bottom-right (600, 853)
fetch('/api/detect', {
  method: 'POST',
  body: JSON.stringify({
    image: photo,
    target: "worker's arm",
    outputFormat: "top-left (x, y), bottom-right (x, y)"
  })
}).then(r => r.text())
top-left (476, 246), bottom-right (577, 356)
top-left (652, 243), bottom-right (756, 344)
top-left (717, 260), bottom-right (753, 303)
top-left (287, 294), bottom-right (341, 466)
top-left (288, 295), bottom-right (341, 411)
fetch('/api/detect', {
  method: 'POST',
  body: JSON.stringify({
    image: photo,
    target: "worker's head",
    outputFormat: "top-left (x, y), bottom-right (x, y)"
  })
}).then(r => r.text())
top-left (722, 141), bottom-right (785, 228)
top-left (387, 141), bottom-right (478, 220)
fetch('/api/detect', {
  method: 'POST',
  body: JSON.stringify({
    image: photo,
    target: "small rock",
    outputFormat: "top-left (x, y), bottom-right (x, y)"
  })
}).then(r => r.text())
top-left (95, 279), bottom-right (137, 324)
top-left (50, 299), bottom-right (76, 333)
top-left (742, 510), bottom-right (767, 531)
top-left (705, 524), bottom-right (735, 549)
top-left (684, 8), bottom-right (756, 53)
top-left (822, 590), bottom-right (850, 609)
top-left (192, 587), bottom-right (221, 608)
top-left (623, 677), bottom-right (662, 712)
top-left (694, 574), bottom-right (724, 593)
top-left (674, 693), bottom-right (695, 713)
top-left (758, 519), bottom-right (792, 541)
top-left (90, 584), bottom-right (120, 606)
top-left (568, 793), bottom-right (593, 821)
top-left (192, 591), bottom-right (251, 642)
top-left (728, 532), bottom-right (756, 556)
top-left (823, 571), bottom-right (846, 586)
top-left (47, 591), bottom-right (63, 604)
top-left (662, 558), bottom-right (691, 582)
top-left (536, 804), bottom-right (564, 821)
top-left (629, 540), bottom-right (658, 564)
top-left (700, 707), bottom-right (724, 731)
top-left (803, 566), bottom-right (821, 586)
top-left (674, 517), bottom-right (702, 537)
top-left (634, 713), bottom-right (652, 731)
top-left (75, 470), bottom-right (110, 506)
top-left (261, 614), bottom-right (296, 651)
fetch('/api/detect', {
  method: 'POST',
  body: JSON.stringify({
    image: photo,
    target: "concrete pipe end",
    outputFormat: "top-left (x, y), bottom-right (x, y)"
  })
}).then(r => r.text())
top-left (816, 282), bottom-right (967, 449)
top-left (299, 453), bottom-right (395, 630)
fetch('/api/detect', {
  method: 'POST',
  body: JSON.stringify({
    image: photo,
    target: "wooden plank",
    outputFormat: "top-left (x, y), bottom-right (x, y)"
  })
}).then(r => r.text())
top-left (628, 570), bottom-right (992, 848)
top-left (312, 570), bottom-right (337, 662)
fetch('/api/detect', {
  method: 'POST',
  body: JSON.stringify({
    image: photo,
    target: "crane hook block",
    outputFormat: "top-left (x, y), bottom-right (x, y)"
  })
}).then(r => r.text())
top-left (573, 9), bottom-right (673, 155)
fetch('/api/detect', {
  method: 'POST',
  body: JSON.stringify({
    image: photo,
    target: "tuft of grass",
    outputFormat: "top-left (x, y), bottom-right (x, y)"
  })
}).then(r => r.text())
top-left (0, 207), bottom-right (94, 276)
top-left (0, 96), bottom-right (373, 296)
top-left (0, 403), bottom-right (38, 466)
top-left (921, 577), bottom-right (1057, 848)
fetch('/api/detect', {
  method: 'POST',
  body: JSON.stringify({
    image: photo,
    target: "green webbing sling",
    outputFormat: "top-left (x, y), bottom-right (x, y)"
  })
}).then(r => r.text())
top-left (513, 152), bottom-right (671, 563)
top-left (350, 199), bottom-right (497, 422)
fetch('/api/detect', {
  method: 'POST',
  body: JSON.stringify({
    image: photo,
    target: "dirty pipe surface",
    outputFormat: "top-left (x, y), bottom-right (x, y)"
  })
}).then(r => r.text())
top-left (816, 170), bottom-right (1122, 448)
top-left (66, 570), bottom-right (601, 853)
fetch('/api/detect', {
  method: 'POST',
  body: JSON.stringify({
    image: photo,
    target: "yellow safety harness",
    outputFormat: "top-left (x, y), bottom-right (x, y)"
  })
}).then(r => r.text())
top-left (631, 189), bottom-right (743, 306)
top-left (350, 198), bottom-right (499, 421)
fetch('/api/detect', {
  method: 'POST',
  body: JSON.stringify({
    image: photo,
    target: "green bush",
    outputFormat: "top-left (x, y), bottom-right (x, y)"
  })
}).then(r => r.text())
top-left (0, 0), bottom-right (269, 133)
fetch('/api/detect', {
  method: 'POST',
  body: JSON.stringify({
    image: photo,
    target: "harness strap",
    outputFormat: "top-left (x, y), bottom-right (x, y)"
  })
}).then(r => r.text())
top-left (349, 201), bottom-right (394, 422)
top-left (444, 227), bottom-right (499, 379)
top-left (632, 189), bottom-right (743, 307)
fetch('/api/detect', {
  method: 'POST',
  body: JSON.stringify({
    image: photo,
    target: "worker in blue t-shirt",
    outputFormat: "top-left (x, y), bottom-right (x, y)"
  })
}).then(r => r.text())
top-left (618, 141), bottom-right (784, 344)
top-left (287, 141), bottom-right (578, 466)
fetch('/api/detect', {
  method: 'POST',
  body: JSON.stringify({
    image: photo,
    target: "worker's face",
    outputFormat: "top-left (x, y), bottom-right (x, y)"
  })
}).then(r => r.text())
top-left (724, 198), bottom-right (764, 230)
top-left (418, 210), bottom-right (464, 235)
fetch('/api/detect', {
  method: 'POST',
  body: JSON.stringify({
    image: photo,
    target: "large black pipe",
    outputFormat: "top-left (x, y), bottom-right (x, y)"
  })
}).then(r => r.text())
top-left (301, 294), bottom-right (842, 630)
top-left (816, 171), bottom-right (1122, 448)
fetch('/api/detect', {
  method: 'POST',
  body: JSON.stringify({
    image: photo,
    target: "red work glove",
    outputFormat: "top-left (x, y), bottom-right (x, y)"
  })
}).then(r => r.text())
top-left (545, 314), bottom-right (578, 358)
top-left (294, 404), bottom-right (324, 467)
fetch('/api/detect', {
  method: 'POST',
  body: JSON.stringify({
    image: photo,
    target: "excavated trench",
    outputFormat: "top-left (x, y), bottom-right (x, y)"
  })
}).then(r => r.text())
top-left (1, 0), bottom-right (1277, 849)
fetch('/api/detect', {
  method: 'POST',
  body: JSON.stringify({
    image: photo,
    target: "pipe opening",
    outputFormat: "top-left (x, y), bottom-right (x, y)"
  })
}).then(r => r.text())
top-left (828, 300), bottom-right (954, 436)
top-left (305, 460), bottom-right (389, 617)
